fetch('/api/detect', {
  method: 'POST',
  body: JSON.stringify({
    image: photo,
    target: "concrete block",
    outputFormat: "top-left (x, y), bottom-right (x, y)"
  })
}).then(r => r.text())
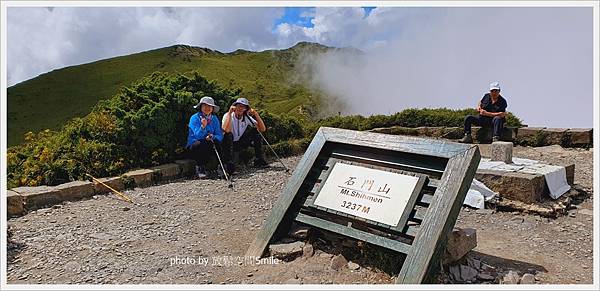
top-left (175, 159), bottom-right (196, 176)
top-left (491, 141), bottom-right (513, 164)
top-left (93, 176), bottom-right (124, 194)
top-left (7, 190), bottom-right (25, 217)
top-left (55, 180), bottom-right (95, 201)
top-left (123, 169), bottom-right (154, 187)
top-left (543, 128), bottom-right (568, 145)
top-left (516, 127), bottom-right (547, 145)
top-left (472, 127), bottom-right (516, 143)
top-left (151, 163), bottom-right (182, 181)
top-left (567, 128), bottom-right (592, 146)
top-left (476, 170), bottom-right (546, 203)
top-left (444, 228), bottom-right (477, 264)
top-left (11, 186), bottom-right (62, 210)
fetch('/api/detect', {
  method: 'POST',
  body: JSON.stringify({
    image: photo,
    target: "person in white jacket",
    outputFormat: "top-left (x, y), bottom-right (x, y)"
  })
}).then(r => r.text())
top-left (221, 97), bottom-right (268, 174)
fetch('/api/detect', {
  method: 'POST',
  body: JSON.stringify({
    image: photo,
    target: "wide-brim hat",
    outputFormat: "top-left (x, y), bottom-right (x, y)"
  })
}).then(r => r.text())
top-left (193, 96), bottom-right (220, 113)
top-left (232, 97), bottom-right (250, 109)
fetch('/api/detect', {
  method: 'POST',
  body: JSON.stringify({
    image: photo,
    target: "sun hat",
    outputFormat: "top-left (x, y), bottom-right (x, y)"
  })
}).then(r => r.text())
top-left (193, 96), bottom-right (220, 113)
top-left (232, 97), bottom-right (250, 108)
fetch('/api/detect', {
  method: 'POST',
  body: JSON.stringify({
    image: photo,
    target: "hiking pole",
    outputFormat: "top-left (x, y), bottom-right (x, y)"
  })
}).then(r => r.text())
top-left (245, 113), bottom-right (290, 173)
top-left (211, 139), bottom-right (233, 188)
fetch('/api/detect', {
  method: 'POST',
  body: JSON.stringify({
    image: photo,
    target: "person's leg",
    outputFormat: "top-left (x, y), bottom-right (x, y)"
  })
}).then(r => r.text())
top-left (248, 128), bottom-right (267, 166)
top-left (492, 116), bottom-right (506, 139)
top-left (189, 141), bottom-right (210, 178)
top-left (461, 115), bottom-right (483, 143)
top-left (222, 133), bottom-right (236, 174)
top-left (463, 115), bottom-right (484, 135)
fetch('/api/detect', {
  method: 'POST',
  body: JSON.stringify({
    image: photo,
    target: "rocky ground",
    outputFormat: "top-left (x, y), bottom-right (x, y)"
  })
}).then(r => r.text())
top-left (6, 144), bottom-right (595, 284)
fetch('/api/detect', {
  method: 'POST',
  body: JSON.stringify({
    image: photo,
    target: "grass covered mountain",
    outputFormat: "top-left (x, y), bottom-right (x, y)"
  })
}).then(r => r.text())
top-left (7, 42), bottom-right (332, 147)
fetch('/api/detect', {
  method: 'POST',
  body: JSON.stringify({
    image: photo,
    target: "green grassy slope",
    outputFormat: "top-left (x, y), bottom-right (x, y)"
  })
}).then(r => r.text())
top-left (7, 42), bottom-right (330, 146)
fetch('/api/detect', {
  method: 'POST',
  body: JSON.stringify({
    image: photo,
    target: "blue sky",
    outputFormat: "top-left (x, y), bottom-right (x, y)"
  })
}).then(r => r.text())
top-left (275, 7), bottom-right (375, 29)
top-left (275, 7), bottom-right (316, 28)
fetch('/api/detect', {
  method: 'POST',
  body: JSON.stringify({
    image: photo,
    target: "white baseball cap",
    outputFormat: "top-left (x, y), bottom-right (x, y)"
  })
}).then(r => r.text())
top-left (489, 81), bottom-right (501, 91)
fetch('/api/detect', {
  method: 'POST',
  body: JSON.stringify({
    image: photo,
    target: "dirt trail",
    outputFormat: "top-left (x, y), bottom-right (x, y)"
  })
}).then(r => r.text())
top-left (6, 145), bottom-right (594, 284)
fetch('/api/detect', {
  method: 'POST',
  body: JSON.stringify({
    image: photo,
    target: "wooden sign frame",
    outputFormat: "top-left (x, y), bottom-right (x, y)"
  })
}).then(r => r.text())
top-left (246, 127), bottom-right (481, 284)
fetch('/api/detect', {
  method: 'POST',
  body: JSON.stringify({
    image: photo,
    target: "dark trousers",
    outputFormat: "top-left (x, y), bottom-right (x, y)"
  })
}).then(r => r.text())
top-left (223, 128), bottom-right (265, 163)
top-left (464, 115), bottom-right (505, 137)
top-left (188, 140), bottom-right (222, 168)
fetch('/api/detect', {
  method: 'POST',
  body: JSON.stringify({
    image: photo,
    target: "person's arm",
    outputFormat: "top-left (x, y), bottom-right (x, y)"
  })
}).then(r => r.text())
top-left (248, 109), bottom-right (266, 132)
top-left (222, 106), bottom-right (235, 133)
top-left (484, 99), bottom-right (507, 118)
top-left (190, 115), bottom-right (208, 141)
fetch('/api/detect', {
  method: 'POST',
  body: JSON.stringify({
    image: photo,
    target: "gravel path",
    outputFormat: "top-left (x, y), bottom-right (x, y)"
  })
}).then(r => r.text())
top-left (6, 145), bottom-right (594, 284)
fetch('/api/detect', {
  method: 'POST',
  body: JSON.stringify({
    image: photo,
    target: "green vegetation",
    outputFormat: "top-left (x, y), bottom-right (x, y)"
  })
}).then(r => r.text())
top-left (7, 41), bottom-right (524, 188)
top-left (7, 42), bottom-right (331, 146)
top-left (7, 68), bottom-right (523, 189)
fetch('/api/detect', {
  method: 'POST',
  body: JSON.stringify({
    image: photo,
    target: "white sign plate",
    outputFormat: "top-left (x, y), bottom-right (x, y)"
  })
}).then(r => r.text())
top-left (313, 162), bottom-right (420, 226)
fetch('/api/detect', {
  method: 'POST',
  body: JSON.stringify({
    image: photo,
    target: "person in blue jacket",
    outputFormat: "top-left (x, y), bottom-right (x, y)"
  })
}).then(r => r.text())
top-left (186, 96), bottom-right (224, 178)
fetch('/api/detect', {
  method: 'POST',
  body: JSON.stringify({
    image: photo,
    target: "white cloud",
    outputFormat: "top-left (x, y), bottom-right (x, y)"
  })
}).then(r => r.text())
top-left (6, 7), bottom-right (594, 128)
top-left (296, 7), bottom-right (594, 128)
top-left (7, 7), bottom-right (284, 86)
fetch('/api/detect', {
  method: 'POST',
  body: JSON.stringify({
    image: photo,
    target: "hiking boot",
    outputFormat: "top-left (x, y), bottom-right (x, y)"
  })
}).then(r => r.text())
top-left (460, 134), bottom-right (473, 144)
top-left (492, 136), bottom-right (501, 142)
top-left (196, 165), bottom-right (207, 179)
top-left (253, 159), bottom-right (269, 168)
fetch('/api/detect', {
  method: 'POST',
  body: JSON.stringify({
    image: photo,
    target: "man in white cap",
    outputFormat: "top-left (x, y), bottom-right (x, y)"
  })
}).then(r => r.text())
top-left (222, 97), bottom-right (268, 174)
top-left (461, 81), bottom-right (508, 143)
top-left (186, 96), bottom-right (224, 178)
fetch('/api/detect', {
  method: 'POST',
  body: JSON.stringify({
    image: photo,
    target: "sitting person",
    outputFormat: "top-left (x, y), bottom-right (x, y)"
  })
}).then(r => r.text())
top-left (186, 96), bottom-right (224, 178)
top-left (461, 81), bottom-right (508, 143)
top-left (221, 97), bottom-right (268, 174)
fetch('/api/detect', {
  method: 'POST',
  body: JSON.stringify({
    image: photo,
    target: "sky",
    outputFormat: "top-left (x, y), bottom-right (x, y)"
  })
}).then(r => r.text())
top-left (6, 6), bottom-right (595, 127)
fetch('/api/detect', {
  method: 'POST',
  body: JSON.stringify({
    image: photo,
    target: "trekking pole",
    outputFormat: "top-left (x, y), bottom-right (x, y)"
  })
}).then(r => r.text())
top-left (245, 114), bottom-right (290, 173)
top-left (211, 139), bottom-right (234, 188)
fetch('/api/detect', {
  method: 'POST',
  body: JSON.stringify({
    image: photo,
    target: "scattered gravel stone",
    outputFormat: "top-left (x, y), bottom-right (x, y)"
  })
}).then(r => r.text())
top-left (330, 255), bottom-right (348, 271)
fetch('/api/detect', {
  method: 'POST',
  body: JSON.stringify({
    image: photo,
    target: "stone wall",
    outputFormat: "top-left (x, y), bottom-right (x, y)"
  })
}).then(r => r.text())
top-left (370, 126), bottom-right (592, 147)
top-left (6, 159), bottom-right (197, 218)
